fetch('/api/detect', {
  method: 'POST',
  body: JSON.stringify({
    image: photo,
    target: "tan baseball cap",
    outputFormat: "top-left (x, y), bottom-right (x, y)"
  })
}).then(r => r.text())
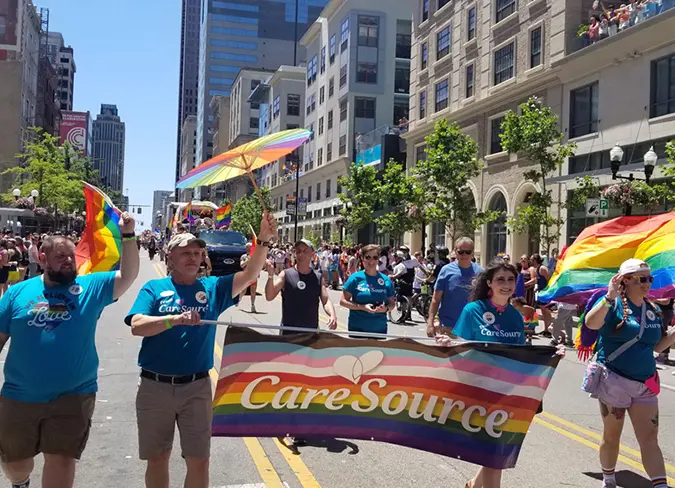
top-left (167, 233), bottom-right (206, 252)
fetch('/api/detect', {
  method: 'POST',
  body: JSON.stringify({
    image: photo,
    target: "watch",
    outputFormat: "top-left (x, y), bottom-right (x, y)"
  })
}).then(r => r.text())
top-left (122, 232), bottom-right (136, 239)
top-left (256, 238), bottom-right (271, 248)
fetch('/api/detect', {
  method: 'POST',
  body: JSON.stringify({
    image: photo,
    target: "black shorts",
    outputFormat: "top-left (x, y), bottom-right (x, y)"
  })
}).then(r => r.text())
top-left (0, 268), bottom-right (9, 284)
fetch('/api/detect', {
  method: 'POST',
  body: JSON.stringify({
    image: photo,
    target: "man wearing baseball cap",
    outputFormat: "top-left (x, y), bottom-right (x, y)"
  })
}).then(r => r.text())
top-left (125, 212), bottom-right (276, 488)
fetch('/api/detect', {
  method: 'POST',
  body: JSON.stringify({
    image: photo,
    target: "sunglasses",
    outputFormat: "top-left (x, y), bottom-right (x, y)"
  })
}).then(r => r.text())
top-left (456, 250), bottom-right (473, 255)
top-left (363, 254), bottom-right (379, 261)
top-left (630, 275), bottom-right (654, 284)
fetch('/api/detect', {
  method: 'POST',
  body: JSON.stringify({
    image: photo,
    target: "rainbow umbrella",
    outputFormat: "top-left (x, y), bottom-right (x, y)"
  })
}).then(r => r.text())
top-left (176, 128), bottom-right (311, 206)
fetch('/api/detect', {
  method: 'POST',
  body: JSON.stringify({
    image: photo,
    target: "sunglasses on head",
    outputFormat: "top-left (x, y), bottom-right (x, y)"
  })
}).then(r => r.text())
top-left (363, 254), bottom-right (379, 261)
top-left (630, 275), bottom-right (654, 284)
top-left (456, 249), bottom-right (473, 255)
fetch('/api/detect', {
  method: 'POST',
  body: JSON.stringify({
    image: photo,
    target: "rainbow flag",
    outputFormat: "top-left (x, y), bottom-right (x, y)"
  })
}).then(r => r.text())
top-left (539, 211), bottom-right (675, 305)
top-left (183, 201), bottom-right (195, 224)
top-left (215, 203), bottom-right (231, 229)
top-left (212, 327), bottom-right (561, 469)
top-left (75, 182), bottom-right (122, 275)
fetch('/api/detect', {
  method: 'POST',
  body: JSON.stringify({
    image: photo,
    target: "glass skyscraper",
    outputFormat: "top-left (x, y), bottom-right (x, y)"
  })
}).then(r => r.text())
top-left (194, 0), bottom-right (328, 166)
top-left (92, 104), bottom-right (125, 192)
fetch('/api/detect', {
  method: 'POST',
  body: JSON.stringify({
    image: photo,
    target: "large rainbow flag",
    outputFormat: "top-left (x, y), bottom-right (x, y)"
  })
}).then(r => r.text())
top-left (212, 327), bottom-right (561, 469)
top-left (215, 203), bottom-right (231, 229)
top-left (539, 211), bottom-right (675, 305)
top-left (75, 182), bottom-right (122, 275)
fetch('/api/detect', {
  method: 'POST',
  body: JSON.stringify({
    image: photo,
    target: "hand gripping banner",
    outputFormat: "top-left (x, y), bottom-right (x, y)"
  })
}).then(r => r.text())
top-left (212, 327), bottom-right (561, 469)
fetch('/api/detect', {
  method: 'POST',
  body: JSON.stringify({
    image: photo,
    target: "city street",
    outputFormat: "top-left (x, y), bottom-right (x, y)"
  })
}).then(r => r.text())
top-left (7, 253), bottom-right (675, 488)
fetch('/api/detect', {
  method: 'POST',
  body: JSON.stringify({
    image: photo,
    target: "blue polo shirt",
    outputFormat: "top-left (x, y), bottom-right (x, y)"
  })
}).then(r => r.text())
top-left (125, 275), bottom-right (237, 375)
top-left (0, 272), bottom-right (117, 402)
top-left (435, 262), bottom-right (483, 329)
top-left (453, 299), bottom-right (525, 345)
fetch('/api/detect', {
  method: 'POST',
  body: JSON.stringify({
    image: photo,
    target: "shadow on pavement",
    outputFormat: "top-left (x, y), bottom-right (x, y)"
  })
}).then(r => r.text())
top-left (280, 437), bottom-right (360, 455)
top-left (584, 470), bottom-right (652, 487)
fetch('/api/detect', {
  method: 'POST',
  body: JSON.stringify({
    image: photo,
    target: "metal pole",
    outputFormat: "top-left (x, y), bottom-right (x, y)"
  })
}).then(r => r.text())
top-left (293, 0), bottom-right (299, 66)
top-left (293, 0), bottom-right (300, 242)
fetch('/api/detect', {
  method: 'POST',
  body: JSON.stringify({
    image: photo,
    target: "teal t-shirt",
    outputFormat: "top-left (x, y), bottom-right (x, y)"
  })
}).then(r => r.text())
top-left (453, 299), bottom-right (526, 345)
top-left (343, 270), bottom-right (395, 334)
top-left (0, 272), bottom-right (117, 402)
top-left (125, 275), bottom-right (237, 375)
top-left (596, 297), bottom-right (662, 382)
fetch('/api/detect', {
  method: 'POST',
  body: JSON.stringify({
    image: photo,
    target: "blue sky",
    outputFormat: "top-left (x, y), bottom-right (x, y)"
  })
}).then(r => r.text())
top-left (39, 0), bottom-right (180, 228)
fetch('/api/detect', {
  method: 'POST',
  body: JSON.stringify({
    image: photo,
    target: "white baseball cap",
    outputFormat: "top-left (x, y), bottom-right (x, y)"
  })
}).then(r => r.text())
top-left (619, 258), bottom-right (650, 275)
top-left (167, 233), bottom-right (205, 252)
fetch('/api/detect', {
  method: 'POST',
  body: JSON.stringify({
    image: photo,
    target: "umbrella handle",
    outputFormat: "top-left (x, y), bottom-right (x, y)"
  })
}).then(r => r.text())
top-left (246, 171), bottom-right (279, 240)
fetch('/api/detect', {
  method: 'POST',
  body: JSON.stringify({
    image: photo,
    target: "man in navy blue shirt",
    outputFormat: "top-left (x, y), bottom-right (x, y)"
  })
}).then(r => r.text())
top-left (426, 237), bottom-right (483, 337)
top-left (126, 212), bottom-right (276, 488)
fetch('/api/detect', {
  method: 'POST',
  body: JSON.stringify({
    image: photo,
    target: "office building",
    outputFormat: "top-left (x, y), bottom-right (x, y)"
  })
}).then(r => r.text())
top-left (152, 190), bottom-right (173, 226)
top-left (228, 68), bottom-right (272, 148)
top-left (45, 31), bottom-right (76, 111)
top-left (178, 115), bottom-right (199, 202)
top-left (194, 0), bottom-right (329, 170)
top-left (175, 0), bottom-right (201, 184)
top-left (277, 0), bottom-right (413, 242)
top-left (403, 0), bottom-right (675, 261)
top-left (92, 104), bottom-right (126, 192)
top-left (0, 0), bottom-right (41, 190)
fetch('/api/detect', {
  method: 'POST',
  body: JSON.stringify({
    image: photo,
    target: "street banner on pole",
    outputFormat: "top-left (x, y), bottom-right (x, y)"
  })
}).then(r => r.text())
top-left (212, 327), bottom-right (561, 469)
top-left (285, 196), bottom-right (297, 216)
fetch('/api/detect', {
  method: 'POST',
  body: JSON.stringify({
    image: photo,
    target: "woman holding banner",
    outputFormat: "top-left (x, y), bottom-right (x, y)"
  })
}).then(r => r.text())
top-left (340, 244), bottom-right (396, 338)
top-left (444, 261), bottom-right (524, 488)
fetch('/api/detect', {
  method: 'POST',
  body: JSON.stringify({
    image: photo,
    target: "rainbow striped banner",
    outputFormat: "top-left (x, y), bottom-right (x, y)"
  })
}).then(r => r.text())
top-left (539, 211), bottom-right (675, 304)
top-left (75, 182), bottom-right (122, 275)
top-left (215, 203), bottom-right (231, 229)
top-left (212, 327), bottom-right (561, 469)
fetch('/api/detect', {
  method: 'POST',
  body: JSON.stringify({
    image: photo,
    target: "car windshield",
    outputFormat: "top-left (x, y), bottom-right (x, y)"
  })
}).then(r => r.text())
top-left (199, 231), bottom-right (246, 247)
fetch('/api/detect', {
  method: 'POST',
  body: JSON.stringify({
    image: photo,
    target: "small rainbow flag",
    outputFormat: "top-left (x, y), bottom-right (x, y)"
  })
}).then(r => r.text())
top-left (212, 327), bottom-right (560, 469)
top-left (183, 201), bottom-right (195, 225)
top-left (539, 211), bottom-right (675, 305)
top-left (215, 203), bottom-right (231, 229)
top-left (75, 182), bottom-right (122, 275)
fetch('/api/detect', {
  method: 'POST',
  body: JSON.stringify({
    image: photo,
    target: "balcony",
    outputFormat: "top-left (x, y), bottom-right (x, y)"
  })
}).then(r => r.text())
top-left (395, 34), bottom-right (412, 59)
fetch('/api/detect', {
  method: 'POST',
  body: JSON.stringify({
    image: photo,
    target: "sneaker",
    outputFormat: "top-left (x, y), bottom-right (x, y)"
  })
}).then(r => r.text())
top-left (251, 304), bottom-right (257, 314)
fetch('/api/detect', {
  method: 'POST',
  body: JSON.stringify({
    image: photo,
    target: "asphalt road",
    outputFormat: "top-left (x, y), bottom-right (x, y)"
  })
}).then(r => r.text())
top-left (5, 253), bottom-right (675, 488)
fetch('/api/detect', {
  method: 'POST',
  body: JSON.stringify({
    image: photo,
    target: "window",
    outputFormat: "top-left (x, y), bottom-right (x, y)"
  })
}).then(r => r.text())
top-left (319, 117), bottom-right (324, 135)
top-left (210, 26), bottom-right (257, 37)
top-left (250, 117), bottom-right (259, 130)
top-left (329, 35), bottom-right (336, 63)
top-left (210, 65), bottom-right (241, 73)
top-left (435, 79), bottom-right (449, 111)
top-left (340, 99), bottom-right (348, 121)
top-left (340, 17), bottom-right (349, 52)
top-left (212, 1), bottom-right (258, 11)
top-left (250, 101), bottom-right (260, 110)
top-left (328, 110), bottom-right (334, 129)
top-left (307, 185), bottom-right (312, 202)
top-left (570, 82), bottom-right (599, 138)
top-left (329, 77), bottom-right (335, 97)
top-left (466, 64), bottom-right (474, 98)
top-left (422, 0), bottom-right (429, 22)
top-left (490, 116), bottom-right (505, 154)
top-left (439, 0), bottom-right (451, 8)
top-left (493, 42), bottom-right (514, 85)
top-left (287, 94), bottom-right (300, 116)
top-left (486, 193), bottom-right (507, 261)
top-left (316, 182), bottom-right (321, 201)
top-left (309, 124), bottom-right (315, 140)
top-left (210, 39), bottom-right (258, 50)
top-left (327, 143), bottom-right (333, 162)
top-left (358, 16), bottom-right (379, 47)
top-left (307, 55), bottom-right (318, 85)
top-left (273, 96), bottom-right (281, 118)
top-left (355, 97), bottom-right (376, 118)
top-left (530, 27), bottom-right (542, 68)
top-left (421, 43), bottom-right (428, 70)
top-left (467, 7), bottom-right (476, 41)
top-left (420, 90), bottom-right (426, 119)
top-left (326, 179), bottom-right (332, 198)
top-left (319, 86), bottom-right (325, 105)
top-left (651, 54), bottom-right (675, 118)
top-left (318, 148), bottom-right (323, 166)
top-left (211, 52), bottom-right (257, 62)
top-left (320, 46), bottom-right (326, 73)
top-left (496, 0), bottom-right (516, 22)
top-left (212, 13), bottom-right (258, 24)
top-left (339, 135), bottom-right (347, 155)
top-left (340, 64), bottom-right (348, 87)
top-left (209, 77), bottom-right (234, 85)
top-left (356, 62), bottom-right (377, 84)
top-left (437, 27), bottom-right (451, 59)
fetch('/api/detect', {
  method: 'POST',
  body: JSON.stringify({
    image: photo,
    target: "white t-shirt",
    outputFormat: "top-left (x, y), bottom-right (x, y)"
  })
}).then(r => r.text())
top-left (392, 262), bottom-right (406, 278)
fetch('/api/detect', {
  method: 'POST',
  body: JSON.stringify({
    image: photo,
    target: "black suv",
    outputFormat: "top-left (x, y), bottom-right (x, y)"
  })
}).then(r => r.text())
top-left (199, 230), bottom-right (247, 276)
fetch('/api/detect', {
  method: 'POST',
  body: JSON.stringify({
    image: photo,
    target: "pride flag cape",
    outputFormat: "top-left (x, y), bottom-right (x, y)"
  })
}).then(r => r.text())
top-left (539, 211), bottom-right (675, 306)
top-left (75, 182), bottom-right (122, 275)
top-left (215, 203), bottom-right (231, 229)
top-left (212, 327), bottom-right (561, 470)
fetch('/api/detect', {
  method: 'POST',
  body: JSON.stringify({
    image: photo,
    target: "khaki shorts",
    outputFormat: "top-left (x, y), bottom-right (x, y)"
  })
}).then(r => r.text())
top-left (0, 394), bottom-right (95, 462)
top-left (136, 376), bottom-right (213, 460)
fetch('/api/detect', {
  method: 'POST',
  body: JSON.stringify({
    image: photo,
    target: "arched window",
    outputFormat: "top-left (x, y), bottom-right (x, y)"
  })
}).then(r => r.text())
top-left (486, 192), bottom-right (507, 262)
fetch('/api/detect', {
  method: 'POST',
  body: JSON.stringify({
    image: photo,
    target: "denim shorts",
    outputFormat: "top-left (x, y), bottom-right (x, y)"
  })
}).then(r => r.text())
top-left (593, 368), bottom-right (658, 409)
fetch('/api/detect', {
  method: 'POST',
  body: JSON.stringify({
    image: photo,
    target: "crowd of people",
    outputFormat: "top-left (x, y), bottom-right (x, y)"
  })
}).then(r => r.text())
top-left (584, 0), bottom-right (674, 45)
top-left (0, 211), bottom-right (672, 488)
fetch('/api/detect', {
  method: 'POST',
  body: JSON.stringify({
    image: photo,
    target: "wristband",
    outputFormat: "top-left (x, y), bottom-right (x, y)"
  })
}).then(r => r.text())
top-left (603, 295), bottom-right (614, 308)
top-left (164, 318), bottom-right (173, 329)
top-left (122, 232), bottom-right (136, 239)
top-left (123, 236), bottom-right (137, 242)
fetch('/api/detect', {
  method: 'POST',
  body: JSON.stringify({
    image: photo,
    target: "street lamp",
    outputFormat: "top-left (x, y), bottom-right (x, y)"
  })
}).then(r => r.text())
top-left (609, 143), bottom-right (659, 216)
top-left (30, 189), bottom-right (39, 199)
top-left (12, 189), bottom-right (20, 200)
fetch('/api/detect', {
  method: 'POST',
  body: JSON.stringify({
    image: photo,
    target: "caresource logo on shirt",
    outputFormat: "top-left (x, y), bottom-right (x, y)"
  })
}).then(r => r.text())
top-left (27, 301), bottom-right (72, 331)
top-left (157, 294), bottom-right (209, 314)
top-left (646, 310), bottom-right (656, 322)
top-left (478, 323), bottom-right (521, 340)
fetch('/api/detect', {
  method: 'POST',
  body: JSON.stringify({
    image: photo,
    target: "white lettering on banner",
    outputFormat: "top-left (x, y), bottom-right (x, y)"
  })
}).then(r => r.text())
top-left (239, 375), bottom-right (510, 438)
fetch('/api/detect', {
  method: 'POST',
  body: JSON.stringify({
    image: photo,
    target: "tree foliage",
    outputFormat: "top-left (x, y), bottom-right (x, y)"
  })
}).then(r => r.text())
top-left (230, 187), bottom-right (273, 238)
top-left (337, 162), bottom-right (380, 232)
top-left (414, 119), bottom-right (498, 243)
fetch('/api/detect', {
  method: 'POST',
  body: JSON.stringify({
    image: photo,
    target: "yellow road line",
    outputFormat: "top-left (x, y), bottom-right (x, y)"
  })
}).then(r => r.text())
top-left (533, 417), bottom-right (675, 485)
top-left (273, 438), bottom-right (322, 488)
top-left (242, 437), bottom-right (286, 488)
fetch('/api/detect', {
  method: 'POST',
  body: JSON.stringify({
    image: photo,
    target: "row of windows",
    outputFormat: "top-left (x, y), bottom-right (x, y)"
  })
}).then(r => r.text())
top-left (272, 94), bottom-right (301, 119)
top-left (212, 13), bottom-right (257, 25)
top-left (422, 0), bottom-right (515, 25)
top-left (210, 64), bottom-right (240, 73)
top-left (210, 38), bottom-right (257, 50)
top-left (210, 26), bottom-right (257, 37)
top-left (211, 51), bottom-right (257, 62)
top-left (211, 1), bottom-right (258, 12)
top-left (209, 77), bottom-right (233, 85)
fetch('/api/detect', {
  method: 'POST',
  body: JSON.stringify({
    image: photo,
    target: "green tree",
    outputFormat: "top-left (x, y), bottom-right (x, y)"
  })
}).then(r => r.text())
top-left (414, 120), bottom-right (497, 244)
top-left (337, 162), bottom-right (381, 232)
top-left (499, 98), bottom-right (591, 254)
top-left (230, 187), bottom-right (273, 237)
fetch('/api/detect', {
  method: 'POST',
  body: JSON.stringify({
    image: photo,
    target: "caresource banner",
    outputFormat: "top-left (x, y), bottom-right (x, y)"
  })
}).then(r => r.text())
top-left (212, 327), bottom-right (561, 469)
top-left (59, 111), bottom-right (88, 153)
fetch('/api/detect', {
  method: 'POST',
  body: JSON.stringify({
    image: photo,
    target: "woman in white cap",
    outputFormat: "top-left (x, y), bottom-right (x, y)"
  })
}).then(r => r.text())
top-left (584, 258), bottom-right (675, 488)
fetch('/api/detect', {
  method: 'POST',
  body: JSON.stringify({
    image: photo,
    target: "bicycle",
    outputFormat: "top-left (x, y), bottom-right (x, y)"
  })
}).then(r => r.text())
top-left (412, 283), bottom-right (433, 319)
top-left (388, 282), bottom-right (412, 324)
